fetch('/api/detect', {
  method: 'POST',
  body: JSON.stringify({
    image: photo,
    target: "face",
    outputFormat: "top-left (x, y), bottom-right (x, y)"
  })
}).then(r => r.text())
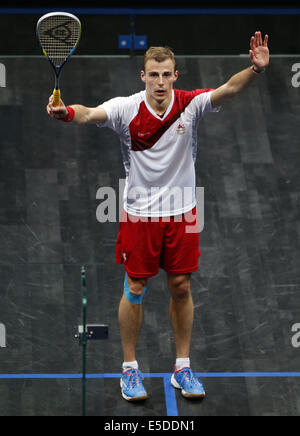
top-left (141, 58), bottom-right (178, 105)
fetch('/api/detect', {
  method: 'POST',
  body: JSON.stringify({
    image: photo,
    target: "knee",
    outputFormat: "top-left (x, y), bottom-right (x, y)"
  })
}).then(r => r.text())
top-left (124, 274), bottom-right (148, 305)
top-left (129, 280), bottom-right (147, 296)
top-left (169, 276), bottom-right (191, 300)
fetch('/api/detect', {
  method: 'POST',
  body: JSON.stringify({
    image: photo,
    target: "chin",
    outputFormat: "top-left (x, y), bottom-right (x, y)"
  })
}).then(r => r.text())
top-left (154, 93), bottom-right (168, 102)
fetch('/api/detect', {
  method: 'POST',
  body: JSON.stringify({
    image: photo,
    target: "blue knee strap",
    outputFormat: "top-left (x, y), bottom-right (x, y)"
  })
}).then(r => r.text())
top-left (124, 274), bottom-right (147, 305)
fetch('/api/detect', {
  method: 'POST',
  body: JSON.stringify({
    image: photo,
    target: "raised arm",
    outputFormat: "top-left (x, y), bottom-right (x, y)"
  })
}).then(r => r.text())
top-left (46, 95), bottom-right (107, 125)
top-left (211, 31), bottom-right (269, 108)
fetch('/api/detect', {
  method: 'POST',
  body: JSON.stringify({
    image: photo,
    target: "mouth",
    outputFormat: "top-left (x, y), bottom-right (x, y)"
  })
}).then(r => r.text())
top-left (155, 90), bottom-right (166, 96)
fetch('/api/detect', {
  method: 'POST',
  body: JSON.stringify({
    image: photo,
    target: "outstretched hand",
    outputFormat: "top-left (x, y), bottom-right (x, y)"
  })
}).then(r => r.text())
top-left (249, 31), bottom-right (269, 72)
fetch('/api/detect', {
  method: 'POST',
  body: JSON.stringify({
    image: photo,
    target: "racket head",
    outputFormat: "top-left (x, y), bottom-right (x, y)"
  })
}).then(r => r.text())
top-left (36, 11), bottom-right (81, 72)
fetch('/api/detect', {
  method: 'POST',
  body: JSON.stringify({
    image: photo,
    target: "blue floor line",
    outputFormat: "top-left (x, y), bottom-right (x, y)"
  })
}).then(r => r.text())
top-left (195, 372), bottom-right (300, 377)
top-left (163, 375), bottom-right (178, 417)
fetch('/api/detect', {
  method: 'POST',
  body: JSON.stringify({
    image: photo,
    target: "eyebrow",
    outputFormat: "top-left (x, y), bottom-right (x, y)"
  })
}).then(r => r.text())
top-left (148, 71), bottom-right (172, 74)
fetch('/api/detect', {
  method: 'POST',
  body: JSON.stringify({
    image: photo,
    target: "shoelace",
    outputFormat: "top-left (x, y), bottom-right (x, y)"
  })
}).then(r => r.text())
top-left (125, 369), bottom-right (143, 389)
top-left (178, 368), bottom-right (200, 388)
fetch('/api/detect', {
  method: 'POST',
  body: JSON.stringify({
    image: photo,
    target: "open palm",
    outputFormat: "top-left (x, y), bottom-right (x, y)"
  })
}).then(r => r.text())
top-left (249, 31), bottom-right (269, 70)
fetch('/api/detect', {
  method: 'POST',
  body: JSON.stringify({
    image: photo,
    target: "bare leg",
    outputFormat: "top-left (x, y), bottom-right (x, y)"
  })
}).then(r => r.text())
top-left (167, 273), bottom-right (194, 358)
top-left (118, 275), bottom-right (148, 362)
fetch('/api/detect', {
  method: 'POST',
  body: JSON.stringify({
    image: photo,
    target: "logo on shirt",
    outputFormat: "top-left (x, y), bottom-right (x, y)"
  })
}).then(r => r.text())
top-left (176, 124), bottom-right (186, 135)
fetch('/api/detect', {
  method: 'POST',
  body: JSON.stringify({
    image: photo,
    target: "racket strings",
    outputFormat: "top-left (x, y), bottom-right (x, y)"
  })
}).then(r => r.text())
top-left (38, 16), bottom-right (80, 66)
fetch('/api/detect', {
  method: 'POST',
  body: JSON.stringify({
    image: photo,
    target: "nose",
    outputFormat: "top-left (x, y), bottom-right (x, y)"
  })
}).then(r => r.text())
top-left (158, 75), bottom-right (164, 86)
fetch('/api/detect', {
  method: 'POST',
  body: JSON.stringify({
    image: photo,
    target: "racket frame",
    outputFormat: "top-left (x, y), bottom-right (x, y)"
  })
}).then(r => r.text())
top-left (36, 12), bottom-right (81, 106)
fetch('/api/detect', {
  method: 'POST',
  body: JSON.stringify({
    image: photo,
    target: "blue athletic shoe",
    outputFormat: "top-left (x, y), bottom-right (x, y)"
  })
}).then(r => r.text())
top-left (120, 368), bottom-right (148, 401)
top-left (171, 366), bottom-right (205, 398)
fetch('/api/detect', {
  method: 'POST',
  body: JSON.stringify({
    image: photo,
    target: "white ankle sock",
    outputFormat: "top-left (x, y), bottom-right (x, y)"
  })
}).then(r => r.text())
top-left (176, 357), bottom-right (190, 370)
top-left (122, 360), bottom-right (139, 371)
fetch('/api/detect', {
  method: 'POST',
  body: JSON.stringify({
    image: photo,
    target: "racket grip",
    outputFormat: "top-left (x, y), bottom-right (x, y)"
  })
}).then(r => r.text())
top-left (53, 88), bottom-right (61, 107)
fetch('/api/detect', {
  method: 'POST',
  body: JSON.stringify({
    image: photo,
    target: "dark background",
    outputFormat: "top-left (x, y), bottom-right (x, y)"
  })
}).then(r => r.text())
top-left (1, 0), bottom-right (300, 6)
top-left (0, 2), bottom-right (300, 55)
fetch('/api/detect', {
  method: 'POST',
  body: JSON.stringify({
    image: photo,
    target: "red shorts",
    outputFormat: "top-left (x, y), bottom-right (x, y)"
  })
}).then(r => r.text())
top-left (116, 207), bottom-right (201, 278)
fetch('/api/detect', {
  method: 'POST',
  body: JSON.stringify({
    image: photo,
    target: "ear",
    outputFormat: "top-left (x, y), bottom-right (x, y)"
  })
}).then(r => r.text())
top-left (141, 70), bottom-right (146, 83)
top-left (174, 70), bottom-right (179, 82)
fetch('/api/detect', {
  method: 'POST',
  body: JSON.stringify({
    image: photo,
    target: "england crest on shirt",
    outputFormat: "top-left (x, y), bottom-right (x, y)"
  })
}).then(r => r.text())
top-left (176, 123), bottom-right (186, 135)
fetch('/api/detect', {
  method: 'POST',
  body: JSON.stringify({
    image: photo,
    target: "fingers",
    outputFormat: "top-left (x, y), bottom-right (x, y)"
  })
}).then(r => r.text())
top-left (250, 31), bottom-right (268, 48)
top-left (264, 34), bottom-right (269, 47)
top-left (46, 95), bottom-right (68, 119)
top-left (48, 94), bottom-right (65, 108)
top-left (250, 32), bottom-right (259, 51)
top-left (258, 31), bottom-right (262, 46)
top-left (254, 31), bottom-right (260, 48)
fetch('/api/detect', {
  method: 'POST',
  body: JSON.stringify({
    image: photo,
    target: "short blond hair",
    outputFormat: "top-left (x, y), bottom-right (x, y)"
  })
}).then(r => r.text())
top-left (143, 46), bottom-right (177, 72)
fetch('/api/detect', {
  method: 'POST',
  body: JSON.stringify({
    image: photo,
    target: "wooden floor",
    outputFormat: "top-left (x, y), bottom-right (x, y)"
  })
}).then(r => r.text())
top-left (0, 56), bottom-right (300, 416)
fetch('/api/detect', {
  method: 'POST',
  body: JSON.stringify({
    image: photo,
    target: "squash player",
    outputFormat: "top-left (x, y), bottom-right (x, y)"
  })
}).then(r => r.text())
top-left (46, 31), bottom-right (269, 401)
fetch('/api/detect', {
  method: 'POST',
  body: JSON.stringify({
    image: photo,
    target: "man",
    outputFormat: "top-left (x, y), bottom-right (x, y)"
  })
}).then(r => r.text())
top-left (47, 31), bottom-right (269, 401)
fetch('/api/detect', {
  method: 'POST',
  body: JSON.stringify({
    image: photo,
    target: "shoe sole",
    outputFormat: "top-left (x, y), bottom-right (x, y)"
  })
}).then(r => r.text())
top-left (120, 379), bottom-right (148, 402)
top-left (171, 374), bottom-right (205, 399)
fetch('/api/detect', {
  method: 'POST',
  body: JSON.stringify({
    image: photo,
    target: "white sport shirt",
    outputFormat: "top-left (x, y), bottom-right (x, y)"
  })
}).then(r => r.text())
top-left (98, 88), bottom-right (219, 217)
